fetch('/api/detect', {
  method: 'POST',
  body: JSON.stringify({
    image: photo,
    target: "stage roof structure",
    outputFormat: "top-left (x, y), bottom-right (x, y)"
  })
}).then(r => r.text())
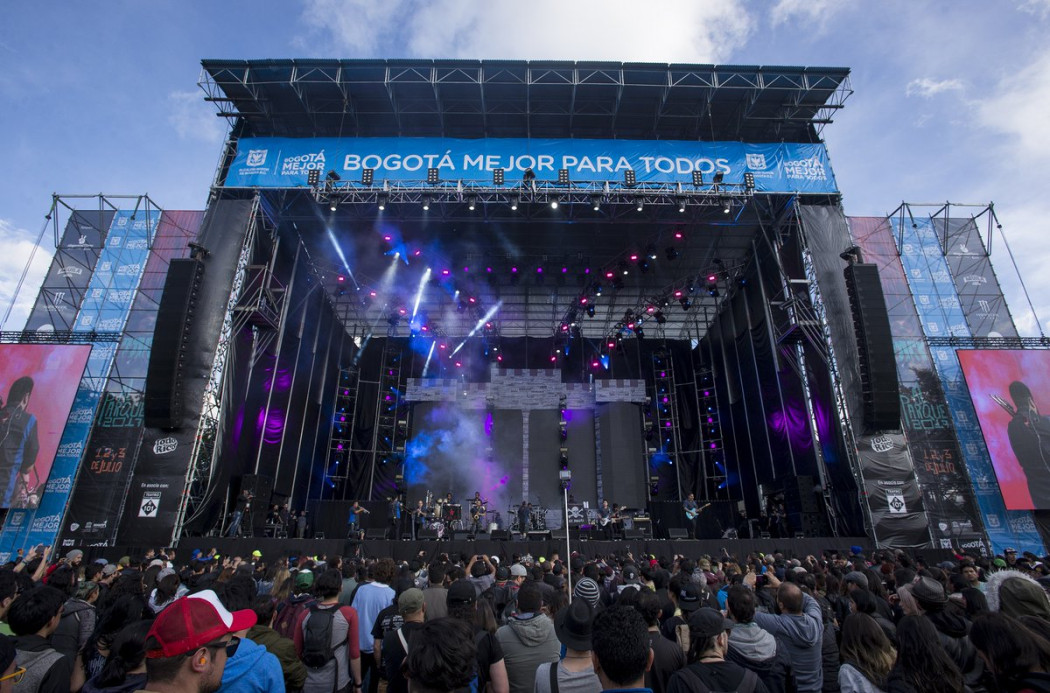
top-left (200, 59), bottom-right (851, 142)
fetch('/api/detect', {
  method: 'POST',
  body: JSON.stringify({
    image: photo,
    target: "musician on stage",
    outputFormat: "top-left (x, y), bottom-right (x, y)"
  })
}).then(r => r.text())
top-left (683, 492), bottom-right (700, 539)
top-left (226, 489), bottom-right (253, 537)
top-left (598, 498), bottom-right (615, 539)
top-left (517, 501), bottom-right (530, 535)
top-left (388, 495), bottom-right (404, 538)
top-left (412, 499), bottom-right (427, 539)
top-left (470, 497), bottom-right (486, 535)
top-left (347, 500), bottom-right (369, 539)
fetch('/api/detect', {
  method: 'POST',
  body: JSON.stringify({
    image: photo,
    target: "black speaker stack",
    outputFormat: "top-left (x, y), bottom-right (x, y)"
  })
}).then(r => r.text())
top-left (844, 263), bottom-right (901, 432)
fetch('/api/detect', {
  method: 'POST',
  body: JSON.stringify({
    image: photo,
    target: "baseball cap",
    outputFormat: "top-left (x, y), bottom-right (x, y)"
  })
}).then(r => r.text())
top-left (510, 563), bottom-right (528, 577)
top-left (1005, 547), bottom-right (1018, 554)
top-left (622, 565), bottom-right (640, 582)
top-left (689, 607), bottom-right (734, 638)
top-left (678, 583), bottom-right (702, 612)
top-left (399, 588), bottom-right (425, 615)
top-left (495, 566), bottom-right (511, 581)
top-left (157, 567), bottom-right (176, 581)
top-left (294, 570), bottom-right (314, 590)
top-left (101, 564), bottom-right (118, 577)
top-left (447, 580), bottom-right (477, 606)
top-left (146, 590), bottom-right (255, 658)
top-left (251, 550), bottom-right (262, 558)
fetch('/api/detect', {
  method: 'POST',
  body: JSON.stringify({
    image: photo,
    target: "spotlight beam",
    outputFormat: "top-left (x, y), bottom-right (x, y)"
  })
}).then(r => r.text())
top-left (421, 340), bottom-right (437, 377)
top-left (451, 302), bottom-right (502, 355)
top-left (326, 228), bottom-right (359, 289)
top-left (412, 268), bottom-right (431, 318)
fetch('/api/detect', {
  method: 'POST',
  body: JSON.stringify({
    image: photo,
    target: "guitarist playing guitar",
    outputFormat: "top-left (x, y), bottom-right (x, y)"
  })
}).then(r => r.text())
top-left (683, 493), bottom-right (712, 539)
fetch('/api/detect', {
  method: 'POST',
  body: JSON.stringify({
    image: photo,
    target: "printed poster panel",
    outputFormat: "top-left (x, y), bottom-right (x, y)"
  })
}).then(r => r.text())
top-left (0, 345), bottom-right (91, 509)
top-left (958, 350), bottom-right (1050, 510)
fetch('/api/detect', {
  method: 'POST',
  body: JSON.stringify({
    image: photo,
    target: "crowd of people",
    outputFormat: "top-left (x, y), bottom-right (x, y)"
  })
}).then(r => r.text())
top-left (0, 542), bottom-right (1047, 692)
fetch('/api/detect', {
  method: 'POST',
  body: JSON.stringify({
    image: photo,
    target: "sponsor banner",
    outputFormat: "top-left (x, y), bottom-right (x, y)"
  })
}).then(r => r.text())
top-left (856, 433), bottom-right (930, 548)
top-left (57, 423), bottom-right (141, 547)
top-left (891, 215), bottom-right (1043, 553)
top-left (226, 137), bottom-right (838, 194)
top-left (0, 210), bottom-right (156, 554)
top-left (938, 218), bottom-right (1018, 338)
top-left (117, 428), bottom-right (193, 546)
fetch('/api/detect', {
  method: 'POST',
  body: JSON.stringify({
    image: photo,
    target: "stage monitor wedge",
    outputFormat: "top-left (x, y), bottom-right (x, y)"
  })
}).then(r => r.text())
top-left (844, 263), bottom-right (901, 432)
top-left (145, 258), bottom-right (205, 429)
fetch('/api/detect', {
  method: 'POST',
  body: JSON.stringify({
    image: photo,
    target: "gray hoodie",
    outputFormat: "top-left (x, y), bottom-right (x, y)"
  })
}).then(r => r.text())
top-left (754, 593), bottom-right (823, 692)
top-left (728, 622), bottom-right (778, 661)
top-left (496, 614), bottom-right (560, 693)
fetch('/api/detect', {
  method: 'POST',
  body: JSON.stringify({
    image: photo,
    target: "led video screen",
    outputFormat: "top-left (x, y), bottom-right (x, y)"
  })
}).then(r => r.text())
top-left (0, 344), bottom-right (91, 508)
top-left (958, 349), bottom-right (1050, 510)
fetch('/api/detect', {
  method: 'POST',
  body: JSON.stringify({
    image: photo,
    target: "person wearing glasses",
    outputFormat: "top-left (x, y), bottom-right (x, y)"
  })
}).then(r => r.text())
top-left (0, 633), bottom-right (24, 693)
top-left (7, 585), bottom-right (72, 693)
top-left (141, 589), bottom-right (256, 693)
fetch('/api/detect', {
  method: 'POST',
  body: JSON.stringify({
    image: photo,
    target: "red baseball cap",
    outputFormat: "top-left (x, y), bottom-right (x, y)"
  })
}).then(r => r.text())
top-left (146, 589), bottom-right (256, 658)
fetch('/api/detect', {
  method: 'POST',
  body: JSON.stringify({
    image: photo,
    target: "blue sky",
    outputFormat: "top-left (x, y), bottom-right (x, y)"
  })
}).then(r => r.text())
top-left (2, 1), bottom-right (1049, 333)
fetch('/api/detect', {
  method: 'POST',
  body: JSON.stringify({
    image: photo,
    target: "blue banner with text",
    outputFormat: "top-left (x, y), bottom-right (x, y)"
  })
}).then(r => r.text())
top-left (226, 137), bottom-right (838, 194)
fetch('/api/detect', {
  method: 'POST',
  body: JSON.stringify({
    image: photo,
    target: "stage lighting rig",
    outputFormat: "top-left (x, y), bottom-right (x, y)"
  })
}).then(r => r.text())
top-left (377, 192), bottom-right (388, 211)
top-left (326, 170), bottom-right (342, 182)
top-left (744, 172), bottom-right (755, 192)
top-left (422, 195), bottom-right (431, 211)
top-left (329, 199), bottom-right (338, 212)
top-left (427, 167), bottom-right (440, 184)
top-left (653, 310), bottom-right (666, 324)
top-left (358, 169), bottom-right (371, 185)
top-left (839, 245), bottom-right (862, 263)
top-left (511, 195), bottom-right (520, 211)
top-left (691, 170), bottom-right (703, 186)
top-left (678, 199), bottom-right (687, 213)
top-left (188, 242), bottom-right (210, 259)
top-left (591, 195), bottom-right (602, 211)
top-left (636, 198), bottom-right (644, 212)
top-left (624, 169), bottom-right (637, 186)
top-left (493, 168), bottom-right (505, 186)
top-left (721, 198), bottom-right (732, 215)
top-left (308, 169), bottom-right (321, 186)
top-left (467, 195), bottom-right (477, 211)
top-left (558, 168), bottom-right (570, 185)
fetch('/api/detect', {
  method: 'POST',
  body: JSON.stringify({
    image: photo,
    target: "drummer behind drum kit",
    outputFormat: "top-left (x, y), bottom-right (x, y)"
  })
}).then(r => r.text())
top-left (420, 494), bottom-right (499, 539)
top-left (509, 505), bottom-right (549, 532)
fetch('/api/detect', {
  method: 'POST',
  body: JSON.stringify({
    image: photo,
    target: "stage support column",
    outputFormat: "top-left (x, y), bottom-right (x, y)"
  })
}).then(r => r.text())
top-left (521, 411), bottom-right (530, 501)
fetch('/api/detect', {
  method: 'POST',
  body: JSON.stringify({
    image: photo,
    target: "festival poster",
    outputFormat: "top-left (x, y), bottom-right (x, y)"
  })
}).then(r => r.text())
top-left (0, 345), bottom-right (91, 508)
top-left (958, 350), bottom-right (1050, 510)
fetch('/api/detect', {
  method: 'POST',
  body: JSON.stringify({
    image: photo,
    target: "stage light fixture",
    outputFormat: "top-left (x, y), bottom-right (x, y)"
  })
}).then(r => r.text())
top-left (705, 274), bottom-right (719, 297)
top-left (618, 260), bottom-right (629, 276)
top-left (636, 326), bottom-right (645, 339)
top-left (329, 199), bottom-right (338, 212)
top-left (678, 199), bottom-right (687, 213)
top-left (594, 284), bottom-right (603, 296)
top-left (511, 195), bottom-right (520, 211)
top-left (493, 168), bottom-right (505, 186)
top-left (625, 169), bottom-right (637, 186)
top-left (308, 169), bottom-right (321, 186)
top-left (467, 195), bottom-right (477, 211)
top-left (427, 167), bottom-right (440, 184)
top-left (636, 198), bottom-right (644, 212)
top-left (744, 172), bottom-right (755, 192)
top-left (665, 246), bottom-right (679, 261)
top-left (360, 169), bottom-right (373, 185)
top-left (586, 304), bottom-right (596, 317)
top-left (712, 171), bottom-right (724, 186)
top-left (654, 310), bottom-right (666, 324)
top-left (327, 170), bottom-right (342, 182)
top-left (422, 195), bottom-right (431, 211)
top-left (722, 198), bottom-right (732, 215)
top-left (679, 297), bottom-right (691, 310)
top-left (591, 195), bottom-right (601, 211)
top-left (639, 259), bottom-right (650, 273)
top-left (551, 196), bottom-right (560, 209)
top-left (692, 170), bottom-right (703, 186)
top-left (377, 192), bottom-right (388, 211)
top-left (558, 168), bottom-right (569, 185)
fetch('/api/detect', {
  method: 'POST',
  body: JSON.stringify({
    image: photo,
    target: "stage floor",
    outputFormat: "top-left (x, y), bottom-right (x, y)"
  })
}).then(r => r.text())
top-left (164, 535), bottom-right (874, 563)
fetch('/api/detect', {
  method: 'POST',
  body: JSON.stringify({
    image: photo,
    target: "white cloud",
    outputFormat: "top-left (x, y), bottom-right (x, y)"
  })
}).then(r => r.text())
top-left (973, 49), bottom-right (1050, 167)
top-left (905, 77), bottom-right (965, 98)
top-left (770, 0), bottom-right (844, 30)
top-left (0, 219), bottom-right (53, 332)
top-left (300, 0), bottom-right (752, 63)
top-left (1020, 0), bottom-right (1050, 18)
top-left (168, 90), bottom-right (226, 144)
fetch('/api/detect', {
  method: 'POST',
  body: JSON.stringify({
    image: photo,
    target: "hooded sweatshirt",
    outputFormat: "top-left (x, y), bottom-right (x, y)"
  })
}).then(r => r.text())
top-left (753, 593), bottom-right (823, 692)
top-left (495, 613), bottom-right (560, 693)
top-left (726, 621), bottom-right (792, 693)
top-left (219, 635), bottom-right (286, 693)
top-left (984, 569), bottom-right (1050, 619)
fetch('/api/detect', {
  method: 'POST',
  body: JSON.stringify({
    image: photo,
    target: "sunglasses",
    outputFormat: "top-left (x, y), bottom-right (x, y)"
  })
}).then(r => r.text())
top-left (204, 635), bottom-right (240, 658)
top-left (0, 667), bottom-right (25, 684)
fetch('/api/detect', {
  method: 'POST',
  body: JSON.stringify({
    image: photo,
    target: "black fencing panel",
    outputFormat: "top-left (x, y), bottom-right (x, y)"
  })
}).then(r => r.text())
top-left (598, 402), bottom-right (645, 511)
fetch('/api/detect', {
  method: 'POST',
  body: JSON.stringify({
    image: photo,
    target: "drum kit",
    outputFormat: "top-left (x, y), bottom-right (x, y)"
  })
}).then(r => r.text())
top-left (422, 495), bottom-right (496, 538)
top-left (509, 505), bottom-right (549, 532)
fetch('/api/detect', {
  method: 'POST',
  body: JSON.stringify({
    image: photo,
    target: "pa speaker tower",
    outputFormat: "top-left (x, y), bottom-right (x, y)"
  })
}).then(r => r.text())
top-left (844, 263), bottom-right (901, 432)
top-left (145, 258), bottom-right (205, 429)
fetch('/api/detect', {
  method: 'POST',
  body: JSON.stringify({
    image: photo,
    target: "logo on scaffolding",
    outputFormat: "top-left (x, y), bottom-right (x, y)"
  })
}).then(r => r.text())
top-left (870, 435), bottom-right (893, 453)
top-left (154, 437), bottom-right (178, 455)
top-left (886, 491), bottom-right (907, 514)
top-left (139, 492), bottom-right (161, 518)
top-left (745, 153), bottom-right (768, 170)
top-left (246, 149), bottom-right (268, 167)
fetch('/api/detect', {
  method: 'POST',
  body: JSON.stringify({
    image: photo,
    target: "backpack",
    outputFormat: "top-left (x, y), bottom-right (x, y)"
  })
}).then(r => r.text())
top-left (679, 664), bottom-right (758, 693)
top-left (302, 604), bottom-right (346, 669)
top-left (274, 596), bottom-right (314, 640)
top-left (50, 601), bottom-right (84, 658)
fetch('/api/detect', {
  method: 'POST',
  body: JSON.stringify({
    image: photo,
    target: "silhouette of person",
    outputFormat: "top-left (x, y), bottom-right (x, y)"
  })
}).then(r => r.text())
top-left (0, 377), bottom-right (39, 507)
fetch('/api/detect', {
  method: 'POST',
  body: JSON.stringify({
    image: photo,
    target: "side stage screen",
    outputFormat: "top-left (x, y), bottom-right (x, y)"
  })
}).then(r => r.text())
top-left (958, 349), bottom-right (1050, 510)
top-left (0, 344), bottom-right (91, 508)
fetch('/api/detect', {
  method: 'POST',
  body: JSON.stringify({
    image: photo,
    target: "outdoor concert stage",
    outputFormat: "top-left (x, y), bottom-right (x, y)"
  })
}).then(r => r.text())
top-left (3, 59), bottom-right (1048, 561)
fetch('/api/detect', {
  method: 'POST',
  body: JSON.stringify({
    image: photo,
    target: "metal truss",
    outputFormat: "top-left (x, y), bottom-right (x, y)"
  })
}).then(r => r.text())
top-left (308, 179), bottom-right (756, 215)
top-left (174, 194), bottom-right (266, 540)
top-left (200, 60), bottom-right (851, 142)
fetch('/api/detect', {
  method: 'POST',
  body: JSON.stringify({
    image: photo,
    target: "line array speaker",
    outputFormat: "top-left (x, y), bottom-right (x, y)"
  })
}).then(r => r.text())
top-left (145, 258), bottom-right (205, 429)
top-left (844, 263), bottom-right (901, 431)
top-left (667, 528), bottom-right (688, 539)
top-left (365, 528), bottom-right (388, 541)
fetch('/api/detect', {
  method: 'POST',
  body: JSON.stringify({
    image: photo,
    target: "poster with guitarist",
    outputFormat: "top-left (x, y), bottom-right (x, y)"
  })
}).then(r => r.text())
top-left (683, 493), bottom-right (712, 539)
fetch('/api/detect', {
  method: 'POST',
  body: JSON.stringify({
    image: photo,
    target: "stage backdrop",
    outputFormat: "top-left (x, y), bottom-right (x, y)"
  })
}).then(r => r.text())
top-left (958, 349), bottom-right (1050, 510)
top-left (0, 345), bottom-right (91, 508)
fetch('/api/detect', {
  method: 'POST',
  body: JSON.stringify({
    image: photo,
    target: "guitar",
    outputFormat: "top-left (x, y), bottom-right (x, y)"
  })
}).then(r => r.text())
top-left (685, 502), bottom-right (712, 521)
top-left (599, 512), bottom-right (620, 527)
